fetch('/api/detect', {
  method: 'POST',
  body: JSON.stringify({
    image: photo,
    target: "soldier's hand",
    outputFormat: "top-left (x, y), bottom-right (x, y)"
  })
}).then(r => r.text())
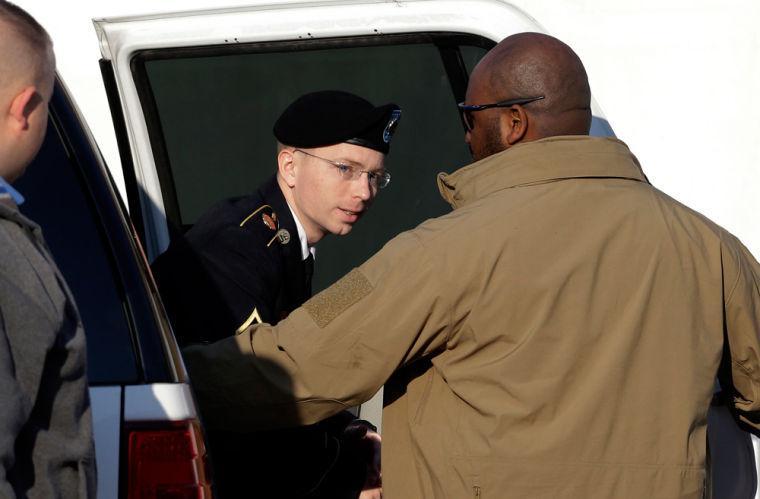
top-left (359, 485), bottom-right (382, 499)
top-left (342, 419), bottom-right (382, 497)
top-left (360, 429), bottom-right (382, 499)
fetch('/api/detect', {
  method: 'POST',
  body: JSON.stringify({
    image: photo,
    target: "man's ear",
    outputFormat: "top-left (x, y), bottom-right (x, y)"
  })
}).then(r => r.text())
top-left (277, 148), bottom-right (297, 187)
top-left (7, 86), bottom-right (40, 132)
top-left (501, 105), bottom-right (529, 146)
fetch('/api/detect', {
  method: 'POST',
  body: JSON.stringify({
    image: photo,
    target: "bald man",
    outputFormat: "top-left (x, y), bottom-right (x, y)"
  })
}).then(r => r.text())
top-left (182, 32), bottom-right (760, 498)
top-left (0, 2), bottom-right (96, 497)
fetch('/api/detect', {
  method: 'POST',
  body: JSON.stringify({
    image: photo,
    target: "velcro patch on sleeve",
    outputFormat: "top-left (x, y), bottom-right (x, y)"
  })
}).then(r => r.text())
top-left (303, 269), bottom-right (373, 328)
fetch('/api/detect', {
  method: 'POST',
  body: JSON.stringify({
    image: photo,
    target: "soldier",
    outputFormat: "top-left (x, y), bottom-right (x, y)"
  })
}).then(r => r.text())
top-left (182, 33), bottom-right (760, 498)
top-left (153, 90), bottom-right (400, 498)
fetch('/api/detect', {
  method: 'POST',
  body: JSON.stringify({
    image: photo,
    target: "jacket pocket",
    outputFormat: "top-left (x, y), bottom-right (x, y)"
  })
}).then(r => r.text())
top-left (412, 368), bottom-right (435, 424)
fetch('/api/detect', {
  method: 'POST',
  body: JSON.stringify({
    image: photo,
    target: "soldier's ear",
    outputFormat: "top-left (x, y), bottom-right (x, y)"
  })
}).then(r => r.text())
top-left (277, 148), bottom-right (297, 187)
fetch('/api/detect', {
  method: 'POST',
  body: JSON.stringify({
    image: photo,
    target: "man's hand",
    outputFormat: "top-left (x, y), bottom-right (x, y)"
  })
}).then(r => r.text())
top-left (342, 419), bottom-right (382, 498)
top-left (360, 485), bottom-right (382, 499)
top-left (359, 429), bottom-right (382, 499)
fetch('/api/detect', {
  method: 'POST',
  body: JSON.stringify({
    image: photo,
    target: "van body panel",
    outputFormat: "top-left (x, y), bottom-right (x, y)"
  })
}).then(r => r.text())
top-left (90, 386), bottom-right (121, 499)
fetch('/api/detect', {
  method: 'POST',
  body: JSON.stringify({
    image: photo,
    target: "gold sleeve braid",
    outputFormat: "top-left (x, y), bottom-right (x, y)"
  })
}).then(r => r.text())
top-left (239, 204), bottom-right (273, 227)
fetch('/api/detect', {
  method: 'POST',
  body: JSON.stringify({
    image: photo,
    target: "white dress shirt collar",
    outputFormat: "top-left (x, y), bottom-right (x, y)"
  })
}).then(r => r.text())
top-left (287, 203), bottom-right (316, 260)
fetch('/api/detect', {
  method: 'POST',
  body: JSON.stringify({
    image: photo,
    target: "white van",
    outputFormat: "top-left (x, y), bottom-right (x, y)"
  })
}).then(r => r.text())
top-left (12, 0), bottom-right (760, 497)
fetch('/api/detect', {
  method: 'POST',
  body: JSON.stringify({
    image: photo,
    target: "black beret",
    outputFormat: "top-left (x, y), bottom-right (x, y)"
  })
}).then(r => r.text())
top-left (273, 90), bottom-right (401, 154)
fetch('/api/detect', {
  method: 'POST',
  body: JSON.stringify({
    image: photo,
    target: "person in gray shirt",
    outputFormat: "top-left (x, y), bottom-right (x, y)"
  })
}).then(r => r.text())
top-left (0, 1), bottom-right (96, 496)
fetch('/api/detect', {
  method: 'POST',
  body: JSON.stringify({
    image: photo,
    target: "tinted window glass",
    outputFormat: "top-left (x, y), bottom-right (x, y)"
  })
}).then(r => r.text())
top-left (138, 34), bottom-right (491, 290)
top-left (15, 117), bottom-right (139, 384)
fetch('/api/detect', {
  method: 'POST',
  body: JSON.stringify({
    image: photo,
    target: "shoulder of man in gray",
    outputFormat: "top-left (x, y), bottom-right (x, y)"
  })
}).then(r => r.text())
top-left (0, 2), bottom-right (96, 497)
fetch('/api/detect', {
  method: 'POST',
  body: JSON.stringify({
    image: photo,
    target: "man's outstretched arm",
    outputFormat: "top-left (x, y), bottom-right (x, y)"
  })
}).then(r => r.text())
top-left (182, 230), bottom-right (455, 431)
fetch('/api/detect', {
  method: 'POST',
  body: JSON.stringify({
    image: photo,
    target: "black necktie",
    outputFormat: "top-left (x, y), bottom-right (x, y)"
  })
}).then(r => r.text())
top-left (303, 254), bottom-right (314, 296)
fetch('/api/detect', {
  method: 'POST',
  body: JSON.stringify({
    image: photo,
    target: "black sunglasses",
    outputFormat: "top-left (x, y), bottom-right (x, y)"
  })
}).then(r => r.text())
top-left (457, 96), bottom-right (545, 131)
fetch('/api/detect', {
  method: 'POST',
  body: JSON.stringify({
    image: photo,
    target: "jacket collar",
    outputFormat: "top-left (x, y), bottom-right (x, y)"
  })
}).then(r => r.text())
top-left (437, 136), bottom-right (649, 209)
top-left (0, 194), bottom-right (41, 239)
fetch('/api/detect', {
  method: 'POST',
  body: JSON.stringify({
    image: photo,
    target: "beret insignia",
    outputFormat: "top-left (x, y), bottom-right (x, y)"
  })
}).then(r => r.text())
top-left (383, 109), bottom-right (402, 143)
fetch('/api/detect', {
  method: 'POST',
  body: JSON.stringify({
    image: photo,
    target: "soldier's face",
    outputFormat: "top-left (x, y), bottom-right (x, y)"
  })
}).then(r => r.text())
top-left (288, 142), bottom-right (385, 244)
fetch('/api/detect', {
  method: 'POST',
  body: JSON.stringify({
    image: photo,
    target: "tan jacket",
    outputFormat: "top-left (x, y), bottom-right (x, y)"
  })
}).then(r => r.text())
top-left (184, 136), bottom-right (760, 499)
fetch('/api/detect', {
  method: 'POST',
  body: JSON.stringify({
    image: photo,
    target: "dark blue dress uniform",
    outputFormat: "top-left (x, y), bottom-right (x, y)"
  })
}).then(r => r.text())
top-left (153, 174), bottom-right (309, 344)
top-left (152, 90), bottom-right (401, 498)
top-left (153, 175), bottom-right (363, 499)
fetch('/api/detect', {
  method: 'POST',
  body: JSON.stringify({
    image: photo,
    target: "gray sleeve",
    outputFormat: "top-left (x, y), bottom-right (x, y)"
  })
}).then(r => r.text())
top-left (0, 306), bottom-right (28, 497)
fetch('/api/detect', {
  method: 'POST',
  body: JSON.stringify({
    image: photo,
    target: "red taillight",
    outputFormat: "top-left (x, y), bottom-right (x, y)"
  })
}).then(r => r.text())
top-left (126, 421), bottom-right (212, 499)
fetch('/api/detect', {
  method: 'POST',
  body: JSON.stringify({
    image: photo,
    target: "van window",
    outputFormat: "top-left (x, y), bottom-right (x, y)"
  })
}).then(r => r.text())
top-left (16, 116), bottom-right (139, 384)
top-left (133, 33), bottom-right (492, 290)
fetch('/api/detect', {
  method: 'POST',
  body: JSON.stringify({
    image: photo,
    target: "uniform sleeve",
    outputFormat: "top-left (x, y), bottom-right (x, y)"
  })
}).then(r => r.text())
top-left (720, 234), bottom-right (760, 429)
top-left (183, 230), bottom-right (457, 431)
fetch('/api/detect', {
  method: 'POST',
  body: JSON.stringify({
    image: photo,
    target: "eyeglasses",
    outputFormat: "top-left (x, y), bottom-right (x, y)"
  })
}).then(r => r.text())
top-left (294, 149), bottom-right (391, 189)
top-left (457, 95), bottom-right (545, 131)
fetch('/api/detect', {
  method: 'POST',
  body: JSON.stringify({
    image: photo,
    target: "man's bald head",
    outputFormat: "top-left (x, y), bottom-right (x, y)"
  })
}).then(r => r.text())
top-left (464, 32), bottom-right (591, 159)
top-left (0, 0), bottom-right (54, 98)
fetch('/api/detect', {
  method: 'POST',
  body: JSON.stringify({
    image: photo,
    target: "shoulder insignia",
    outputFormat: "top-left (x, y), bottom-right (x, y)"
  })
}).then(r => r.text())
top-left (262, 212), bottom-right (278, 231)
top-left (276, 228), bottom-right (290, 244)
top-left (236, 307), bottom-right (263, 334)
top-left (239, 204), bottom-right (275, 228)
